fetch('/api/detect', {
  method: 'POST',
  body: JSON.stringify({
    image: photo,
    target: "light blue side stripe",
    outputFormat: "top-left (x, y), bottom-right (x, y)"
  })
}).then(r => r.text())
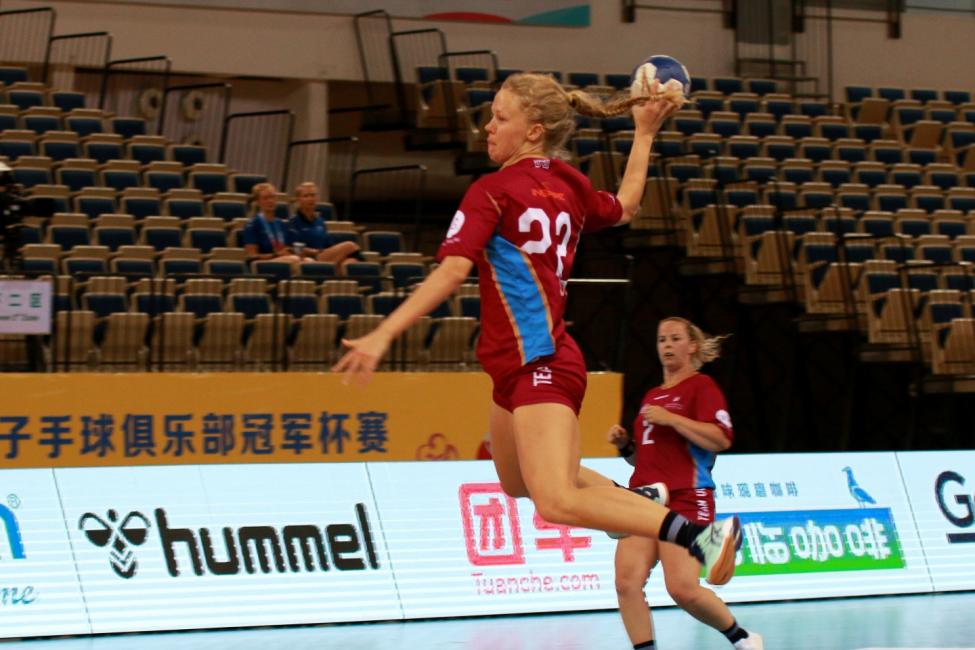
top-left (688, 443), bottom-right (717, 490)
top-left (485, 235), bottom-right (555, 364)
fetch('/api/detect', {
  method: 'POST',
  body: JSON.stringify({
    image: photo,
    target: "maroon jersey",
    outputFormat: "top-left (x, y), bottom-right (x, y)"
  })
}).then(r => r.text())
top-left (627, 373), bottom-right (733, 491)
top-left (437, 158), bottom-right (621, 381)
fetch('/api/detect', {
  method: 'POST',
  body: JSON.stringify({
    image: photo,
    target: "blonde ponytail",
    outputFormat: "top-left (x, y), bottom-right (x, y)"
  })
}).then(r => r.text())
top-left (661, 316), bottom-right (730, 369)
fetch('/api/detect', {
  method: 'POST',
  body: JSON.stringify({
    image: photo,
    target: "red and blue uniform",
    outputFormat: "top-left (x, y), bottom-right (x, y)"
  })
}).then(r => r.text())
top-left (627, 373), bottom-right (733, 523)
top-left (436, 157), bottom-right (621, 413)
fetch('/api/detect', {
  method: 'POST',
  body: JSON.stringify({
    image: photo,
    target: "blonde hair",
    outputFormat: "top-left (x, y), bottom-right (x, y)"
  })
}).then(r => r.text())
top-left (500, 73), bottom-right (634, 159)
top-left (501, 72), bottom-right (684, 159)
top-left (660, 316), bottom-right (729, 370)
top-left (249, 182), bottom-right (277, 217)
top-left (294, 181), bottom-right (318, 199)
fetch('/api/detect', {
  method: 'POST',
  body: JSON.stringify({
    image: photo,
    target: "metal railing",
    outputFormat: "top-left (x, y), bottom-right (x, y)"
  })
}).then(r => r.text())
top-left (349, 165), bottom-right (428, 249)
top-left (0, 7), bottom-right (56, 78)
top-left (43, 31), bottom-right (112, 89)
top-left (220, 110), bottom-right (295, 189)
top-left (99, 55), bottom-right (172, 134)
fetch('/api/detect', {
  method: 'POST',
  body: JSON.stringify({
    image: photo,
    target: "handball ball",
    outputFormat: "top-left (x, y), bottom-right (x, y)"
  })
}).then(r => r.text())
top-left (630, 55), bottom-right (691, 99)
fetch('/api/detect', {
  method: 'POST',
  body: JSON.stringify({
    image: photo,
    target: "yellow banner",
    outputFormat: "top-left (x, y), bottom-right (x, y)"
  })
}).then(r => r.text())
top-left (0, 372), bottom-right (621, 468)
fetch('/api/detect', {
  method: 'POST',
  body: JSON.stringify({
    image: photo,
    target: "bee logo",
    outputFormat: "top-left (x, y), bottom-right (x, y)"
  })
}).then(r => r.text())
top-left (79, 510), bottom-right (151, 579)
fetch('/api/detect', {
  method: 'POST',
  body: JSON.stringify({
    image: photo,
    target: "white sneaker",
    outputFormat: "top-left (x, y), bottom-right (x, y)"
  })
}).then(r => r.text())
top-left (689, 515), bottom-right (742, 585)
top-left (733, 632), bottom-right (764, 649)
top-left (607, 482), bottom-right (669, 539)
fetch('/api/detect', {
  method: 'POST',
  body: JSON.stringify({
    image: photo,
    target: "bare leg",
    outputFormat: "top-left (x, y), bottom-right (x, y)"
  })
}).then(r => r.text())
top-left (615, 535), bottom-right (658, 646)
top-left (488, 403), bottom-right (529, 497)
top-left (659, 541), bottom-right (735, 629)
top-left (512, 403), bottom-right (670, 537)
top-left (317, 241), bottom-right (360, 265)
top-left (491, 404), bottom-right (612, 495)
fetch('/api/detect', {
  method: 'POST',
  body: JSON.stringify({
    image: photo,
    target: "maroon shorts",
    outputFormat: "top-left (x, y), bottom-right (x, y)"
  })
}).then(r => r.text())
top-left (668, 488), bottom-right (716, 524)
top-left (491, 343), bottom-right (588, 415)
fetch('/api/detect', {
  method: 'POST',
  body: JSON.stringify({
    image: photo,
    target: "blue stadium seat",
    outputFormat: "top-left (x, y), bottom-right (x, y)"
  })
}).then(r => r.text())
top-left (50, 91), bottom-right (86, 112)
top-left (298, 262), bottom-right (336, 282)
top-left (111, 117), bottom-right (147, 138)
top-left (0, 66), bottom-right (29, 85)
top-left (323, 294), bottom-right (364, 320)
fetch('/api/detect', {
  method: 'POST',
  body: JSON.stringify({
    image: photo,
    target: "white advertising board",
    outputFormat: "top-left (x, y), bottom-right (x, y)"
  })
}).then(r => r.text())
top-left (54, 464), bottom-right (401, 634)
top-left (368, 459), bottom-right (627, 619)
top-left (0, 469), bottom-right (89, 637)
top-left (0, 451), bottom-right (969, 639)
top-left (895, 450), bottom-right (975, 592)
top-left (707, 452), bottom-right (930, 603)
top-left (369, 453), bottom-right (930, 617)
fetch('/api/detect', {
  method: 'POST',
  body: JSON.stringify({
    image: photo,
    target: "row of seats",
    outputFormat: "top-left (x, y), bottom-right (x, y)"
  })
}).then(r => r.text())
top-left (8, 160), bottom-right (262, 197)
top-left (0, 106), bottom-right (155, 138)
top-left (6, 311), bottom-right (480, 372)
top-left (846, 85), bottom-right (973, 106)
top-left (19, 187), bottom-right (251, 223)
top-left (42, 276), bottom-right (478, 322)
top-left (582, 133), bottom-right (959, 168)
top-left (1, 131), bottom-right (208, 165)
top-left (21, 240), bottom-right (418, 283)
top-left (667, 178), bottom-right (975, 214)
top-left (635, 150), bottom-right (974, 186)
top-left (418, 64), bottom-right (791, 97)
top-left (0, 82), bottom-right (87, 112)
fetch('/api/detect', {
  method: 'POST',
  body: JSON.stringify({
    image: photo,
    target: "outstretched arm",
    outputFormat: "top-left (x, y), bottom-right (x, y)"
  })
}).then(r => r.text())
top-left (615, 84), bottom-right (681, 225)
top-left (332, 255), bottom-right (474, 384)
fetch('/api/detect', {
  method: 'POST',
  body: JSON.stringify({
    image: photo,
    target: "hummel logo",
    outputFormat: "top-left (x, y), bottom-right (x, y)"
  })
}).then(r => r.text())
top-left (79, 510), bottom-right (151, 579)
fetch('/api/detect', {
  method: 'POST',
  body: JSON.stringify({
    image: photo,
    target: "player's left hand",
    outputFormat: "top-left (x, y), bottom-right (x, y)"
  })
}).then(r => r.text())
top-left (641, 405), bottom-right (675, 427)
top-left (632, 79), bottom-right (682, 136)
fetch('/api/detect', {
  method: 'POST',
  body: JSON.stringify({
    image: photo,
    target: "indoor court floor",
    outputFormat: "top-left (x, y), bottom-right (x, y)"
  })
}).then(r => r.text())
top-left (18, 592), bottom-right (975, 649)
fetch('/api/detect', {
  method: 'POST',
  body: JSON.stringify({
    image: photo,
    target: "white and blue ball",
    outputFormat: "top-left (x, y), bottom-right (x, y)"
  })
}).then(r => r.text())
top-left (630, 55), bottom-right (691, 99)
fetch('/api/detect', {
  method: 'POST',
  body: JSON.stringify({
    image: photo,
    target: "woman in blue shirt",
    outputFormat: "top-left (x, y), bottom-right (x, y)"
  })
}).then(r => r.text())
top-left (240, 183), bottom-right (304, 269)
top-left (287, 182), bottom-right (360, 269)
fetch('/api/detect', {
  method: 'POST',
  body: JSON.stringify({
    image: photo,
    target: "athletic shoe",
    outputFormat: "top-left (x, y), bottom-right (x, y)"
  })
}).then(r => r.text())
top-left (733, 632), bottom-right (764, 649)
top-left (607, 482), bottom-right (669, 540)
top-left (689, 515), bottom-right (742, 585)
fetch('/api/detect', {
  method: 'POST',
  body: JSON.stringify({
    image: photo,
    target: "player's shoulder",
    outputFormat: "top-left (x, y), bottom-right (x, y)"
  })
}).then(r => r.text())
top-left (688, 372), bottom-right (724, 393)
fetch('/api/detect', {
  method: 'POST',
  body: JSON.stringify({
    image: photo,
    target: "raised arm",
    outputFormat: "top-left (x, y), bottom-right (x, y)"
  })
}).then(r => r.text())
top-left (615, 87), bottom-right (681, 225)
top-left (332, 255), bottom-right (474, 384)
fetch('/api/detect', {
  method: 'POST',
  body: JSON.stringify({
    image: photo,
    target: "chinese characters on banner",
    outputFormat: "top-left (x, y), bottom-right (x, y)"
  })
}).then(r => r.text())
top-left (0, 372), bottom-right (622, 467)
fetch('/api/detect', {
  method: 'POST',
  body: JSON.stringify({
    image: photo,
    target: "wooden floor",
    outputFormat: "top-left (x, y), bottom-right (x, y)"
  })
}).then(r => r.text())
top-left (18, 592), bottom-right (975, 649)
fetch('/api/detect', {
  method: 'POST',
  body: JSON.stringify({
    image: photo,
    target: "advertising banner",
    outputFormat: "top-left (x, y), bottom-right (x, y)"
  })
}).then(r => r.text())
top-left (370, 453), bottom-right (930, 616)
top-left (0, 372), bottom-right (622, 468)
top-left (368, 459), bottom-right (627, 619)
top-left (895, 450), bottom-right (975, 592)
top-left (708, 453), bottom-right (929, 602)
top-left (55, 464), bottom-right (400, 634)
top-left (88, 1), bottom-right (592, 27)
top-left (0, 451), bottom-right (967, 639)
top-left (0, 280), bottom-right (51, 334)
top-left (0, 469), bottom-right (89, 637)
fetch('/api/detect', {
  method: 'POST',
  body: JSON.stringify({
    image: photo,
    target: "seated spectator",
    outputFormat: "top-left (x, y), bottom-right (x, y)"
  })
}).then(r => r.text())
top-left (288, 182), bottom-right (361, 268)
top-left (241, 182), bottom-right (304, 269)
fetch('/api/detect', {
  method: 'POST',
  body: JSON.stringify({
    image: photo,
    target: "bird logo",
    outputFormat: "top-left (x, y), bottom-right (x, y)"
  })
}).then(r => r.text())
top-left (842, 466), bottom-right (877, 508)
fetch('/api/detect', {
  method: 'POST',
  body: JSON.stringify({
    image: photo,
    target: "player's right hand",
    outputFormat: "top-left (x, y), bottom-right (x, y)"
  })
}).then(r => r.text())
top-left (332, 328), bottom-right (392, 386)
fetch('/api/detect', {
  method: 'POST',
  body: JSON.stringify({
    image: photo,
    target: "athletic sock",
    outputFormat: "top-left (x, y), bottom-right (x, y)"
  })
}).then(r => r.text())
top-left (721, 620), bottom-right (748, 644)
top-left (633, 641), bottom-right (656, 649)
top-left (659, 510), bottom-right (706, 548)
